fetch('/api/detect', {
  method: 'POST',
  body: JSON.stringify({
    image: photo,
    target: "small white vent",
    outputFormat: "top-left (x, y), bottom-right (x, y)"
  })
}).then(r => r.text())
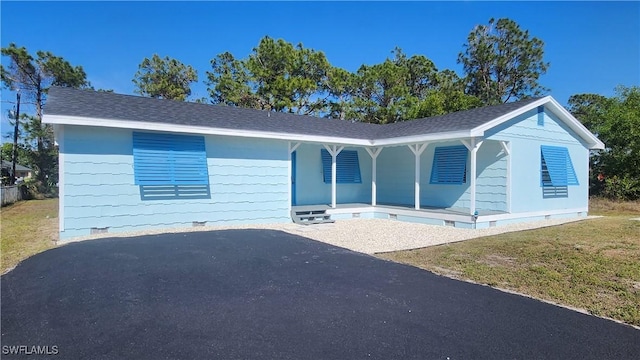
top-left (90, 227), bottom-right (109, 235)
top-left (193, 221), bottom-right (207, 227)
top-left (444, 220), bottom-right (455, 227)
top-left (352, 213), bottom-right (360, 218)
top-left (389, 214), bottom-right (397, 220)
top-left (490, 221), bottom-right (497, 227)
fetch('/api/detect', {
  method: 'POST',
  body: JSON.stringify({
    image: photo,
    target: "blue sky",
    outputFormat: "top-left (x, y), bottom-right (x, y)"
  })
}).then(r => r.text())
top-left (1, 1), bottom-right (639, 140)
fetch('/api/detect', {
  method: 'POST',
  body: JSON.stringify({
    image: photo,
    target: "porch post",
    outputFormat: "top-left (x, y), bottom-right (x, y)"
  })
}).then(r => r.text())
top-left (323, 144), bottom-right (344, 209)
top-left (288, 142), bottom-right (301, 212)
top-left (462, 138), bottom-right (483, 216)
top-left (500, 141), bottom-right (512, 213)
top-left (408, 143), bottom-right (428, 210)
top-left (365, 147), bottom-right (383, 206)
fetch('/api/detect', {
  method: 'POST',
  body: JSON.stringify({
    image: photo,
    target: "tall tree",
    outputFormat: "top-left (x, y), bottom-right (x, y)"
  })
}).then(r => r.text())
top-left (207, 52), bottom-right (261, 108)
top-left (458, 18), bottom-right (550, 105)
top-left (409, 69), bottom-right (483, 118)
top-left (350, 56), bottom-right (413, 124)
top-left (349, 48), bottom-right (481, 123)
top-left (132, 54), bottom-right (198, 101)
top-left (206, 38), bottom-right (482, 122)
top-left (325, 66), bottom-right (356, 120)
top-left (1, 43), bottom-right (89, 191)
top-left (207, 36), bottom-right (333, 115)
top-left (247, 36), bottom-right (331, 114)
top-left (568, 86), bottom-right (640, 200)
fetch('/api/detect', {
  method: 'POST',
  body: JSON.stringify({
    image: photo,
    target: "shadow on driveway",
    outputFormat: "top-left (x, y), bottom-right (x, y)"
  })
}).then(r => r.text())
top-left (2, 229), bottom-right (639, 359)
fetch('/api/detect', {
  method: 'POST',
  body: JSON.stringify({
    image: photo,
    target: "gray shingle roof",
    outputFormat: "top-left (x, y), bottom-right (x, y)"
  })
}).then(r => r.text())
top-left (378, 98), bottom-right (542, 139)
top-left (45, 87), bottom-right (542, 140)
top-left (1, 160), bottom-right (31, 171)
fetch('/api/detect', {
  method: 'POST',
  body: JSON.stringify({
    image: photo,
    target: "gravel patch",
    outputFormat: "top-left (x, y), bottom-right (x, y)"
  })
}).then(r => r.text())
top-left (63, 216), bottom-right (600, 254)
top-left (282, 216), bottom-right (600, 254)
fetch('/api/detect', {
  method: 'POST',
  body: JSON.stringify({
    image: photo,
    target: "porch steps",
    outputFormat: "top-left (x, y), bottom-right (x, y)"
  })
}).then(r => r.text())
top-left (291, 206), bottom-right (335, 225)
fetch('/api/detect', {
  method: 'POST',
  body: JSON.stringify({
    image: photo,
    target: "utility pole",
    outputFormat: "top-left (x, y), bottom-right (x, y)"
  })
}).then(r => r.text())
top-left (11, 90), bottom-right (21, 185)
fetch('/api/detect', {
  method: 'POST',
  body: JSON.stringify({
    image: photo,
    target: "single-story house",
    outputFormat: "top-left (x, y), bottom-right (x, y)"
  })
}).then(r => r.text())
top-left (1, 160), bottom-right (32, 180)
top-left (43, 87), bottom-right (604, 240)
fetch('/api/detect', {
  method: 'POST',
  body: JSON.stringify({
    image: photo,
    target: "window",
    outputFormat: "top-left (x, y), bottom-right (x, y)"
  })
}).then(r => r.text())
top-left (320, 149), bottom-right (361, 184)
top-left (430, 145), bottom-right (468, 185)
top-left (540, 145), bottom-right (578, 198)
top-left (133, 132), bottom-right (209, 185)
top-left (133, 132), bottom-right (210, 200)
top-left (537, 106), bottom-right (544, 126)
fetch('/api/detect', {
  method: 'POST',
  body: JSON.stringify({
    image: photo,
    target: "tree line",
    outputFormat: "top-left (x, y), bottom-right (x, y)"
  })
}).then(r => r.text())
top-left (134, 18), bottom-right (549, 123)
top-left (1, 18), bottom-right (638, 200)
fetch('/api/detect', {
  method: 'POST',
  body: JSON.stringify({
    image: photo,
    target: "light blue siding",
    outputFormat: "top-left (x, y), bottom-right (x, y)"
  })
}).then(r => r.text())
top-left (475, 141), bottom-right (508, 211)
top-left (376, 142), bottom-right (471, 208)
top-left (430, 145), bottom-right (468, 184)
top-left (377, 141), bottom-right (506, 211)
top-left (60, 125), bottom-right (290, 239)
top-left (486, 107), bottom-right (589, 213)
top-left (293, 143), bottom-right (372, 205)
top-left (376, 146), bottom-right (415, 206)
top-left (420, 142), bottom-right (471, 209)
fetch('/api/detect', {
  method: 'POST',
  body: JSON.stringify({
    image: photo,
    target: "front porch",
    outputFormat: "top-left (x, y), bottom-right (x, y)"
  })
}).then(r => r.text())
top-left (292, 203), bottom-right (586, 230)
top-left (289, 138), bottom-right (512, 227)
top-left (292, 203), bottom-right (507, 229)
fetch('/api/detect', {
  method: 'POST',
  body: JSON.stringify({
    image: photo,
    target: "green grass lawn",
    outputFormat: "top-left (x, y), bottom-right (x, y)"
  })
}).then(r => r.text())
top-left (378, 199), bottom-right (640, 326)
top-left (1, 199), bottom-right (59, 274)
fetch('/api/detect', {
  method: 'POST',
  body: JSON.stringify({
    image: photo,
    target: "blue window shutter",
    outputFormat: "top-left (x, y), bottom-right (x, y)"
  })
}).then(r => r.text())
top-left (320, 149), bottom-right (361, 184)
top-left (565, 150), bottom-right (579, 185)
top-left (430, 145), bottom-right (468, 184)
top-left (537, 106), bottom-right (544, 126)
top-left (133, 132), bottom-right (209, 186)
top-left (540, 145), bottom-right (578, 187)
top-left (321, 149), bottom-right (332, 183)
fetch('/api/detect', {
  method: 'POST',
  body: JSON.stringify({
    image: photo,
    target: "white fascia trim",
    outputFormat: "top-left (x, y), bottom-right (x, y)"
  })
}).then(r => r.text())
top-left (546, 97), bottom-right (605, 150)
top-left (43, 114), bottom-right (373, 147)
top-left (371, 131), bottom-right (472, 147)
top-left (470, 96), bottom-right (605, 150)
top-left (478, 207), bottom-right (588, 222)
top-left (327, 205), bottom-right (589, 224)
top-left (326, 206), bottom-right (472, 222)
top-left (326, 206), bottom-right (376, 214)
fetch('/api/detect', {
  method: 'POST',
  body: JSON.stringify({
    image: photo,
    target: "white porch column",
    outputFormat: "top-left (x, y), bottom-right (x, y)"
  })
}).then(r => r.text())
top-left (408, 143), bottom-right (428, 210)
top-left (461, 138), bottom-right (484, 216)
top-left (365, 147), bottom-right (383, 206)
top-left (500, 141), bottom-right (512, 213)
top-left (288, 142), bottom-right (301, 212)
top-left (323, 144), bottom-right (344, 209)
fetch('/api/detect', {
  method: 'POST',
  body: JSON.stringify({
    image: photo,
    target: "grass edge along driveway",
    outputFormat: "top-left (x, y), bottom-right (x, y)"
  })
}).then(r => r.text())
top-left (1, 199), bottom-right (58, 274)
top-left (378, 199), bottom-right (640, 327)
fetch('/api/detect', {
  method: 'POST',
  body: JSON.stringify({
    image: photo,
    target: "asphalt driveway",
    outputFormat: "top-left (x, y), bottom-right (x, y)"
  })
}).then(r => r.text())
top-left (2, 230), bottom-right (639, 359)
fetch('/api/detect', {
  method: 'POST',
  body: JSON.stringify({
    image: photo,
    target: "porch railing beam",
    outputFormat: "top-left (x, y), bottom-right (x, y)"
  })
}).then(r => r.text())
top-left (408, 143), bottom-right (428, 210)
top-left (323, 144), bottom-right (344, 208)
top-left (365, 147), bottom-right (383, 206)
